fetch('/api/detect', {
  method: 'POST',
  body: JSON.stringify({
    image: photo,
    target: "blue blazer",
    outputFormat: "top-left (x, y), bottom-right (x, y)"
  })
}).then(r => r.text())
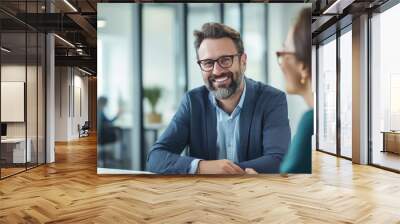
top-left (147, 78), bottom-right (291, 174)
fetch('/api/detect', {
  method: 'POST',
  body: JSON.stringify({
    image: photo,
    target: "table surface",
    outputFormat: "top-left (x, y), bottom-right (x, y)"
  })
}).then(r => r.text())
top-left (2, 135), bottom-right (400, 223)
top-left (97, 168), bottom-right (155, 174)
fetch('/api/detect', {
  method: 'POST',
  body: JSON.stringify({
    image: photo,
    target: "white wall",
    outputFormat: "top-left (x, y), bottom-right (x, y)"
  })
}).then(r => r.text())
top-left (1, 66), bottom-right (26, 139)
top-left (55, 67), bottom-right (89, 141)
top-left (72, 73), bottom-right (89, 138)
top-left (1, 65), bottom-right (37, 137)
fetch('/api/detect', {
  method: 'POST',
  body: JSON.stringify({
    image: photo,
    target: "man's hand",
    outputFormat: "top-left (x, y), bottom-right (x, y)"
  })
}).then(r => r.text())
top-left (197, 159), bottom-right (245, 174)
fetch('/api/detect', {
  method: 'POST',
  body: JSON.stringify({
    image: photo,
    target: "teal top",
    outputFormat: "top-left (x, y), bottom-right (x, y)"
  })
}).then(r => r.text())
top-left (280, 109), bottom-right (313, 174)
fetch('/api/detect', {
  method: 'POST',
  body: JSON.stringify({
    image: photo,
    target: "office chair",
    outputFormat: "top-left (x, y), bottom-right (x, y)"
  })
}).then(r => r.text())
top-left (79, 121), bottom-right (90, 138)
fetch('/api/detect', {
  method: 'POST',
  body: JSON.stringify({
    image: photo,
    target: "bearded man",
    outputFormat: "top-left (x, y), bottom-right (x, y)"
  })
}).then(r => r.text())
top-left (147, 23), bottom-right (291, 174)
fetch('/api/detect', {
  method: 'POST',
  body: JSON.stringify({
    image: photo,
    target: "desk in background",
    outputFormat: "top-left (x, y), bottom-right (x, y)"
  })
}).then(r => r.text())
top-left (1, 138), bottom-right (32, 164)
top-left (144, 123), bottom-right (165, 143)
top-left (143, 123), bottom-right (166, 171)
top-left (381, 131), bottom-right (400, 154)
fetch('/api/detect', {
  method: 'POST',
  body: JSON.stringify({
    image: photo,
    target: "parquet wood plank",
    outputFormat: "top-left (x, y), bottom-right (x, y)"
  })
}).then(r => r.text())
top-left (0, 134), bottom-right (399, 223)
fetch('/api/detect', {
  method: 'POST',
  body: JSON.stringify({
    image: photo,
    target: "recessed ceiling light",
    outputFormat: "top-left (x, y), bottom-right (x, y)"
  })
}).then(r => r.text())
top-left (97, 20), bottom-right (106, 28)
top-left (54, 34), bottom-right (75, 48)
top-left (1, 47), bottom-right (11, 53)
top-left (77, 67), bottom-right (92, 76)
top-left (322, 0), bottom-right (353, 15)
top-left (63, 0), bottom-right (78, 12)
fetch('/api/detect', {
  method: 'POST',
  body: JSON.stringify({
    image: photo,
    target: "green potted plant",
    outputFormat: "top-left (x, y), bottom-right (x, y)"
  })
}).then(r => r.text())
top-left (143, 86), bottom-right (162, 124)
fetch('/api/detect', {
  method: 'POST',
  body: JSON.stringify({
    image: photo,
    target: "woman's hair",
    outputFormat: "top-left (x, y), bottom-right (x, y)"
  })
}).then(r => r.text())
top-left (293, 8), bottom-right (312, 73)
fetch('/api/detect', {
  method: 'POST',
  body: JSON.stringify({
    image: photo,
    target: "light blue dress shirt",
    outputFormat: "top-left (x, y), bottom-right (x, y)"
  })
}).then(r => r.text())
top-left (189, 81), bottom-right (247, 174)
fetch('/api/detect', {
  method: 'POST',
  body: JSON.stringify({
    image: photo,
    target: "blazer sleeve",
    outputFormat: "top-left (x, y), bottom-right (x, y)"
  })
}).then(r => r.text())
top-left (238, 92), bottom-right (291, 173)
top-left (147, 93), bottom-right (198, 174)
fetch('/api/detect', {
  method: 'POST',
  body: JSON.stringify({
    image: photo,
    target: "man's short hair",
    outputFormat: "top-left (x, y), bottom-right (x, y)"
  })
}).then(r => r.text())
top-left (193, 22), bottom-right (244, 58)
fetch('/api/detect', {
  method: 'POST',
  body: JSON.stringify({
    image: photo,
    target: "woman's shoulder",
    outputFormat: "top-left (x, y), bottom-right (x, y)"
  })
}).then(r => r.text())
top-left (299, 109), bottom-right (313, 127)
top-left (279, 109), bottom-right (314, 174)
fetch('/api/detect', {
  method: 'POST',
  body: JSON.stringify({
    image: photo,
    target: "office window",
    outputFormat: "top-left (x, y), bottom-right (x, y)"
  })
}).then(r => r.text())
top-left (142, 4), bottom-right (185, 168)
top-left (371, 3), bottom-right (400, 171)
top-left (223, 3), bottom-right (240, 32)
top-left (339, 29), bottom-right (352, 158)
top-left (242, 4), bottom-right (266, 83)
top-left (187, 3), bottom-right (220, 90)
top-left (390, 76), bottom-right (400, 129)
top-left (97, 4), bottom-right (142, 170)
top-left (143, 4), bottom-right (184, 125)
top-left (317, 37), bottom-right (337, 154)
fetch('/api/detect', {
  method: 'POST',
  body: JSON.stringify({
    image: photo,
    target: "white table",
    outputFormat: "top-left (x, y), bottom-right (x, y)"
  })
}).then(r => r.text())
top-left (1, 138), bottom-right (31, 163)
top-left (97, 168), bottom-right (154, 174)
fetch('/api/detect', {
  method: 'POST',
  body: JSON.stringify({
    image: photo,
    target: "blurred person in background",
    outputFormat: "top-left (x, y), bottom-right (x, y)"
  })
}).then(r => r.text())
top-left (98, 96), bottom-right (122, 167)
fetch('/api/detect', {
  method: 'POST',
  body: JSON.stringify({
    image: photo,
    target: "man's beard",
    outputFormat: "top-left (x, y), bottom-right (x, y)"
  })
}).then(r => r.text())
top-left (206, 71), bottom-right (243, 100)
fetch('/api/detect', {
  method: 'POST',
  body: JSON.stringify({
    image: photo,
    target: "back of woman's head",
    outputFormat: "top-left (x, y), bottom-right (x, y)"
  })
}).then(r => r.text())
top-left (293, 8), bottom-right (312, 74)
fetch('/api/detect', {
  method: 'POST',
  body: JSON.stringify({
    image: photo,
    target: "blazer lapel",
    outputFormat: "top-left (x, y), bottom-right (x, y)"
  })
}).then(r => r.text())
top-left (238, 78), bottom-right (257, 162)
top-left (205, 92), bottom-right (217, 160)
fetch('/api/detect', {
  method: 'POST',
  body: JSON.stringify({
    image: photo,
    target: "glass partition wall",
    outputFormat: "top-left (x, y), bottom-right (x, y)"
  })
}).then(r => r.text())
top-left (339, 28), bottom-right (352, 159)
top-left (316, 26), bottom-right (353, 159)
top-left (1, 31), bottom-right (27, 177)
top-left (317, 35), bottom-right (337, 155)
top-left (315, 0), bottom-right (400, 173)
top-left (0, 3), bottom-right (46, 179)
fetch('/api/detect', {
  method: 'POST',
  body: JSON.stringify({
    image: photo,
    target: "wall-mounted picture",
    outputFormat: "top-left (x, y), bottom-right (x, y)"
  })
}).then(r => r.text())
top-left (97, 3), bottom-right (312, 175)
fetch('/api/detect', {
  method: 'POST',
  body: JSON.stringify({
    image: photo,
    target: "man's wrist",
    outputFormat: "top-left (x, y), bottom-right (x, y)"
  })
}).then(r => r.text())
top-left (189, 159), bottom-right (202, 174)
top-left (196, 160), bottom-right (205, 174)
top-left (196, 160), bottom-right (201, 174)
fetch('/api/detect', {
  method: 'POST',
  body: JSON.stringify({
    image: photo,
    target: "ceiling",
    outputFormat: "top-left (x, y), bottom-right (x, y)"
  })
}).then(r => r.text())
top-left (0, 0), bottom-right (100, 74)
top-left (0, 0), bottom-right (394, 74)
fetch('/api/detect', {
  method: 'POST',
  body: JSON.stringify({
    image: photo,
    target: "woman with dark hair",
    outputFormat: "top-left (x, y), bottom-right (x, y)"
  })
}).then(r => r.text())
top-left (277, 8), bottom-right (313, 174)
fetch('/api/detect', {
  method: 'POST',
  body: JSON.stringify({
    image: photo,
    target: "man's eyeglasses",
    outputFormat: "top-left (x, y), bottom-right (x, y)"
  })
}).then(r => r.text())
top-left (197, 53), bottom-right (242, 72)
top-left (276, 51), bottom-right (296, 65)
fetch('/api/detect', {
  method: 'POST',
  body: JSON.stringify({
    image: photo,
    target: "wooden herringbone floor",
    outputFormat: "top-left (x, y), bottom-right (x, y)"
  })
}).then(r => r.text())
top-left (1, 134), bottom-right (400, 224)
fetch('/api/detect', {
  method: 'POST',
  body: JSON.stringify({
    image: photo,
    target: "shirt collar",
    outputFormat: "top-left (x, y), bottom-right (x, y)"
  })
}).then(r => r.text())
top-left (237, 78), bottom-right (246, 109)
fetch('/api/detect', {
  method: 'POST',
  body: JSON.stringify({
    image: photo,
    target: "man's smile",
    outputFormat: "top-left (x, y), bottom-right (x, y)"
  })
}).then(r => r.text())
top-left (210, 73), bottom-right (233, 88)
